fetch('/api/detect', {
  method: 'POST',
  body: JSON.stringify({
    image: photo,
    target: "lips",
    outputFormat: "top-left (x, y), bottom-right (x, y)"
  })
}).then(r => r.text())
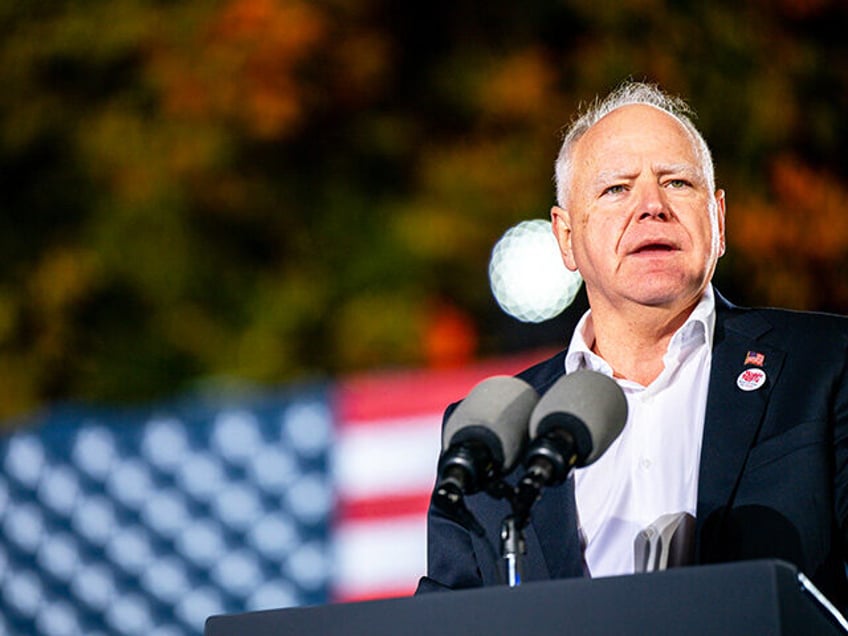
top-left (626, 238), bottom-right (680, 255)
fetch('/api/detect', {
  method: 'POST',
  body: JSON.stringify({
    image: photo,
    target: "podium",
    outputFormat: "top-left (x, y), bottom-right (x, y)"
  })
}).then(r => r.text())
top-left (205, 560), bottom-right (848, 635)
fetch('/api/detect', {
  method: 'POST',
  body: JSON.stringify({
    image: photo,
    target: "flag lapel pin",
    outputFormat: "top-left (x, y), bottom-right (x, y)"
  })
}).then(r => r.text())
top-left (744, 351), bottom-right (765, 367)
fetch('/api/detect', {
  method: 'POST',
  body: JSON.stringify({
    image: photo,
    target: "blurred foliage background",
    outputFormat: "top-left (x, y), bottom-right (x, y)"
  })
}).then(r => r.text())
top-left (1, 0), bottom-right (846, 422)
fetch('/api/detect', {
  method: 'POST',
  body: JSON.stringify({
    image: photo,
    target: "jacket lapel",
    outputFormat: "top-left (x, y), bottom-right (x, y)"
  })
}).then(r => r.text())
top-left (527, 477), bottom-right (585, 579)
top-left (696, 296), bottom-right (786, 552)
top-left (517, 351), bottom-right (585, 580)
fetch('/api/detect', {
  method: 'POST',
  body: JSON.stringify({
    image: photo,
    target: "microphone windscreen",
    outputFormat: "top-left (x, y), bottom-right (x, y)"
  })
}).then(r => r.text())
top-left (443, 375), bottom-right (538, 471)
top-left (529, 370), bottom-right (627, 466)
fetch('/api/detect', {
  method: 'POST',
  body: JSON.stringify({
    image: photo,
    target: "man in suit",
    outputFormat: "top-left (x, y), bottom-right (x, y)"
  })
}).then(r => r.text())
top-left (417, 81), bottom-right (848, 610)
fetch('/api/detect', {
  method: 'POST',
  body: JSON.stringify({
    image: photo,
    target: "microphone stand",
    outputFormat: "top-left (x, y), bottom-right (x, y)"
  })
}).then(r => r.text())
top-left (481, 480), bottom-right (527, 588)
top-left (500, 456), bottom-right (562, 587)
top-left (500, 515), bottom-right (525, 587)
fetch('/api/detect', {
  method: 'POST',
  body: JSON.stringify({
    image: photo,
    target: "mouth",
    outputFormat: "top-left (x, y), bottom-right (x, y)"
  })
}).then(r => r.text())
top-left (628, 240), bottom-right (679, 255)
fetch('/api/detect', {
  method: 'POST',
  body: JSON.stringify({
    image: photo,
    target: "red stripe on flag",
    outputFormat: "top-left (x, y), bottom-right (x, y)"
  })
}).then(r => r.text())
top-left (334, 348), bottom-right (558, 423)
top-left (334, 583), bottom-right (417, 603)
top-left (336, 492), bottom-right (432, 523)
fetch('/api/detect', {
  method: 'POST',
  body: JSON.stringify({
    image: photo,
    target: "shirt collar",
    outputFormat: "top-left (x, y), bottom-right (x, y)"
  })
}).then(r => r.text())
top-left (564, 284), bottom-right (716, 376)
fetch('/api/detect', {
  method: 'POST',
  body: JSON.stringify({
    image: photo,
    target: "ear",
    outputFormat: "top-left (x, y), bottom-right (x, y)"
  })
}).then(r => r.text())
top-left (551, 205), bottom-right (579, 271)
top-left (714, 189), bottom-right (726, 257)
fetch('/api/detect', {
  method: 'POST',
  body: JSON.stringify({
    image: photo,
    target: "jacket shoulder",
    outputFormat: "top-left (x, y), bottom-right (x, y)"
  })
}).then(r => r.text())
top-left (516, 350), bottom-right (567, 395)
top-left (720, 300), bottom-right (848, 346)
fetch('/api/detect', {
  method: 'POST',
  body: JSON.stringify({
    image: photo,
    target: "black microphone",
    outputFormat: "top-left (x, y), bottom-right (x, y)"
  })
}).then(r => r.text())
top-left (434, 376), bottom-right (538, 529)
top-left (514, 370), bottom-right (627, 522)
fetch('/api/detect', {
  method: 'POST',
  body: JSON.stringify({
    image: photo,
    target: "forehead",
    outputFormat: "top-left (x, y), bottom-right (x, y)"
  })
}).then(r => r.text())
top-left (572, 104), bottom-right (700, 170)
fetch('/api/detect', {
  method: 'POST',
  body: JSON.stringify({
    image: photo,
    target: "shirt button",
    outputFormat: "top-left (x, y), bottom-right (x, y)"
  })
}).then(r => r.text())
top-left (640, 458), bottom-right (652, 470)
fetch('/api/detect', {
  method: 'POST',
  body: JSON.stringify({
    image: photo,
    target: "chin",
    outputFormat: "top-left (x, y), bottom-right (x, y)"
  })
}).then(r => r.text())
top-left (625, 280), bottom-right (702, 309)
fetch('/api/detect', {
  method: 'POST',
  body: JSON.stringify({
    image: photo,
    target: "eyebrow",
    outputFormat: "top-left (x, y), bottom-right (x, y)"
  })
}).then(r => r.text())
top-left (653, 163), bottom-right (700, 177)
top-left (590, 163), bottom-right (703, 189)
top-left (590, 169), bottom-right (637, 189)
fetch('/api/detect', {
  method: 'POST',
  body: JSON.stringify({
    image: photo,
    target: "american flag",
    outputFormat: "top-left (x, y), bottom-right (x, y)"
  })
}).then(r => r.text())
top-left (0, 351), bottom-right (552, 634)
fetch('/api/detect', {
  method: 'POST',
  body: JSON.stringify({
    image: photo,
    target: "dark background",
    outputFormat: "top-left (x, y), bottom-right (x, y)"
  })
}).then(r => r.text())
top-left (1, 0), bottom-right (846, 422)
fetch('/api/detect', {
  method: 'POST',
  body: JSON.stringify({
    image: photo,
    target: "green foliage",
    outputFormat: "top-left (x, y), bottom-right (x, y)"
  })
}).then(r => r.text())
top-left (0, 0), bottom-right (846, 420)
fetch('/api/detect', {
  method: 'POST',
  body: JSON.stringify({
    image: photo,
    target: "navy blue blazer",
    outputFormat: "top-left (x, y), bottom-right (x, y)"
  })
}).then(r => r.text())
top-left (417, 293), bottom-right (848, 610)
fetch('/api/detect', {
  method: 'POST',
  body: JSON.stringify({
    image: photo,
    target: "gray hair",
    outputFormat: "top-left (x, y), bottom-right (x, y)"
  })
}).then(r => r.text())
top-left (553, 82), bottom-right (716, 207)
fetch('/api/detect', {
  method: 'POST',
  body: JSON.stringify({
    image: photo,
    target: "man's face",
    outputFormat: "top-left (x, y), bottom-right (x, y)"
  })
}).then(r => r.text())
top-left (552, 104), bottom-right (726, 313)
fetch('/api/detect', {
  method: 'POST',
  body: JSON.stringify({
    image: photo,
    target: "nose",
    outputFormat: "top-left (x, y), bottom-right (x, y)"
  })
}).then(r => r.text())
top-left (637, 182), bottom-right (670, 221)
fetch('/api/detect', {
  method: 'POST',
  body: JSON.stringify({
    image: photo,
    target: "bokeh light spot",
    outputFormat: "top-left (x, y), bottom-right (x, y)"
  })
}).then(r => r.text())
top-left (489, 219), bottom-right (582, 322)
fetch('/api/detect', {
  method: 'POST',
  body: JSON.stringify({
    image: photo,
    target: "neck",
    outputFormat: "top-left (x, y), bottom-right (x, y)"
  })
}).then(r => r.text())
top-left (586, 295), bottom-right (701, 386)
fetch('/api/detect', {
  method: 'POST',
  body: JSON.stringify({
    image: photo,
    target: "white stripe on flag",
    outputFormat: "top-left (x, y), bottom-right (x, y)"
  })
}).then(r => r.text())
top-left (332, 415), bottom-right (441, 502)
top-left (332, 513), bottom-right (427, 600)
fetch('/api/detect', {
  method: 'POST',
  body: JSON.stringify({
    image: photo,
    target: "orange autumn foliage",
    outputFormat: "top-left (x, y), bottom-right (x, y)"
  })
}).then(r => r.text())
top-left (730, 156), bottom-right (848, 309)
top-left (152, 0), bottom-right (327, 139)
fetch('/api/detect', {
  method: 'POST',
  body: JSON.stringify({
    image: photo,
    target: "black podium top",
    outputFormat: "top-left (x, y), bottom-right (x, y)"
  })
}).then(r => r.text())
top-left (205, 560), bottom-right (848, 635)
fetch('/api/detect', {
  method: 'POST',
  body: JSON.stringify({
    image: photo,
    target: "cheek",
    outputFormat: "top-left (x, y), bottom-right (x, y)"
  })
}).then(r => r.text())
top-left (582, 215), bottom-right (622, 248)
top-left (697, 217), bottom-right (720, 251)
top-left (570, 205), bottom-right (626, 262)
top-left (573, 223), bottom-right (615, 267)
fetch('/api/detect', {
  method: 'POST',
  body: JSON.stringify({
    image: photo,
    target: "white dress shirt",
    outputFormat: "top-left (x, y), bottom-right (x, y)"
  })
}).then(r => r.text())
top-left (565, 285), bottom-right (716, 578)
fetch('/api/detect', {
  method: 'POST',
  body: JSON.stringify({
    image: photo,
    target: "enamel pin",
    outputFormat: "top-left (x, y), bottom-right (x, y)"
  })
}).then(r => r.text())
top-left (744, 351), bottom-right (765, 367)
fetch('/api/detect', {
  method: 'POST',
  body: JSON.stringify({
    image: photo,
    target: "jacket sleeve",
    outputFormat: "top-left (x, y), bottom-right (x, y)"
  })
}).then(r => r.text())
top-left (831, 329), bottom-right (848, 549)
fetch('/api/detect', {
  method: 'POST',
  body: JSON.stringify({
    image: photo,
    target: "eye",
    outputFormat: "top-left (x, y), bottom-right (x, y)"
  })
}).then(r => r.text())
top-left (666, 178), bottom-right (691, 189)
top-left (602, 184), bottom-right (627, 196)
